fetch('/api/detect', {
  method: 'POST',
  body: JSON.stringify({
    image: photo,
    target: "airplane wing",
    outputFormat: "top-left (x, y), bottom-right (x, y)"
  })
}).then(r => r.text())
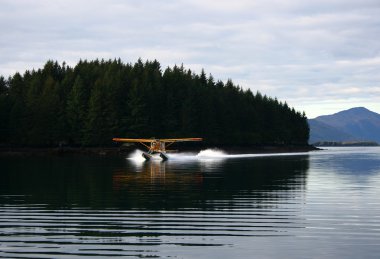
top-left (160, 138), bottom-right (203, 142)
top-left (112, 138), bottom-right (203, 143)
top-left (112, 138), bottom-right (155, 143)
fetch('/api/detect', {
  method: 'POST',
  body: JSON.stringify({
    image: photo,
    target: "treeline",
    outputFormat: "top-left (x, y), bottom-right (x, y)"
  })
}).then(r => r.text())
top-left (0, 59), bottom-right (309, 147)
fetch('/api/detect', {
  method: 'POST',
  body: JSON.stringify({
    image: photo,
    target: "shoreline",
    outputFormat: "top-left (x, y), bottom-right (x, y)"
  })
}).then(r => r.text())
top-left (0, 145), bottom-right (319, 157)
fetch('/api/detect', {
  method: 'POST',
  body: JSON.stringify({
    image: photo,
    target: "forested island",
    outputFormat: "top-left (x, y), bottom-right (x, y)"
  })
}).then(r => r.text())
top-left (0, 59), bottom-right (309, 149)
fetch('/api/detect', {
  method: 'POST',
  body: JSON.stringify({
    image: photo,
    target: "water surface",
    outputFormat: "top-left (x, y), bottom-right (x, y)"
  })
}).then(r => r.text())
top-left (1, 147), bottom-right (380, 258)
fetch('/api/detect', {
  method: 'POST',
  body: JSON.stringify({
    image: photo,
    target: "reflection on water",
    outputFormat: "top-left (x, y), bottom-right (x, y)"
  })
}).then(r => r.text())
top-left (111, 155), bottom-right (309, 210)
top-left (1, 147), bottom-right (380, 258)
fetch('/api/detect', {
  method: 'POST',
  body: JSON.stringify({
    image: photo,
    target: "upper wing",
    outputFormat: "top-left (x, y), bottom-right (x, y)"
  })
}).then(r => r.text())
top-left (160, 138), bottom-right (203, 142)
top-left (112, 138), bottom-right (155, 143)
top-left (112, 138), bottom-right (203, 143)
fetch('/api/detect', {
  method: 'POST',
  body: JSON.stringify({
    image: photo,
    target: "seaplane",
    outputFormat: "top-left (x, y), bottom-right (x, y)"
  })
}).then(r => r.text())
top-left (112, 137), bottom-right (203, 160)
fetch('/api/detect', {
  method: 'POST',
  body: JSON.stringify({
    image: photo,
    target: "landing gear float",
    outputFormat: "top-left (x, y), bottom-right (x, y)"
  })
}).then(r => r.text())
top-left (112, 138), bottom-right (203, 161)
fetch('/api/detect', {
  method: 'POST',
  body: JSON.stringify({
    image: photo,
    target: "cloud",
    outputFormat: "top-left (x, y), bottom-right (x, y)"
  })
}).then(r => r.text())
top-left (0, 0), bottom-right (380, 117)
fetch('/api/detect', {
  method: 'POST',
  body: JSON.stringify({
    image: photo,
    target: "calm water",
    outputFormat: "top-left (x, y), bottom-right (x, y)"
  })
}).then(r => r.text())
top-left (1, 147), bottom-right (380, 258)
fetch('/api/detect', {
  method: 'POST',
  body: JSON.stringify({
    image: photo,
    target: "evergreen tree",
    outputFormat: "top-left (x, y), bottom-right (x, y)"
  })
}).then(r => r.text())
top-left (0, 59), bottom-right (310, 147)
top-left (66, 76), bottom-right (87, 145)
top-left (125, 80), bottom-right (148, 137)
top-left (0, 77), bottom-right (10, 143)
top-left (84, 79), bottom-right (109, 146)
top-left (0, 76), bottom-right (7, 95)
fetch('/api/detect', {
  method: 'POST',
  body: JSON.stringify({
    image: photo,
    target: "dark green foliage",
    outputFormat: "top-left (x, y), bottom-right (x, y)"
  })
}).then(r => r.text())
top-left (0, 59), bottom-right (309, 147)
top-left (0, 76), bottom-right (11, 143)
top-left (66, 76), bottom-right (87, 144)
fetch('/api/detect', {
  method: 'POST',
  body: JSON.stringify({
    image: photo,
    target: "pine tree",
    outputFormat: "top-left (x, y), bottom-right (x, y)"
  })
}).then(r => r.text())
top-left (0, 77), bottom-right (10, 144)
top-left (66, 76), bottom-right (87, 145)
top-left (84, 79), bottom-right (109, 146)
top-left (125, 80), bottom-right (148, 137)
top-left (3, 59), bottom-right (311, 147)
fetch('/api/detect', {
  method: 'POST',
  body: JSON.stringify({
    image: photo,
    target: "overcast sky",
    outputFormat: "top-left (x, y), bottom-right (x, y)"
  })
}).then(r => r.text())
top-left (1, 0), bottom-right (379, 118)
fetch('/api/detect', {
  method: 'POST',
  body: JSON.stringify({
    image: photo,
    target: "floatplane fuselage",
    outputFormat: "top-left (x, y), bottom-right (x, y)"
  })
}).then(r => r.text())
top-left (112, 138), bottom-right (203, 160)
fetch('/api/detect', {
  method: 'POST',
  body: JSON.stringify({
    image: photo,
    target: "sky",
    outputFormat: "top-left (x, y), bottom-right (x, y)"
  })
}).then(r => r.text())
top-left (1, 0), bottom-right (379, 118)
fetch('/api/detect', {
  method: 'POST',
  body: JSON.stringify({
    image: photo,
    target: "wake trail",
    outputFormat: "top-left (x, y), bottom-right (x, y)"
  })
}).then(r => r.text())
top-left (127, 148), bottom-right (310, 162)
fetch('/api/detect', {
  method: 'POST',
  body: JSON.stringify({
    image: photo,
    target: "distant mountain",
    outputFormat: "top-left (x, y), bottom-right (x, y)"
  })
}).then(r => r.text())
top-left (308, 119), bottom-right (356, 143)
top-left (308, 107), bottom-right (380, 144)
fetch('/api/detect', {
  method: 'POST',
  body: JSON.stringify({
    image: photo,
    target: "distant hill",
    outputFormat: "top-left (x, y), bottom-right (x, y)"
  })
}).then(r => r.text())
top-left (308, 107), bottom-right (380, 144)
top-left (308, 119), bottom-right (356, 143)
